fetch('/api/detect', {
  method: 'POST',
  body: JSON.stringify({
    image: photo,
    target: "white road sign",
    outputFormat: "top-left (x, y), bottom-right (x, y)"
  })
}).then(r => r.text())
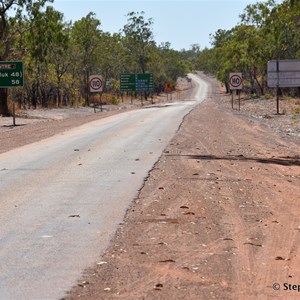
top-left (267, 60), bottom-right (300, 87)
top-left (229, 73), bottom-right (243, 90)
top-left (89, 75), bottom-right (103, 93)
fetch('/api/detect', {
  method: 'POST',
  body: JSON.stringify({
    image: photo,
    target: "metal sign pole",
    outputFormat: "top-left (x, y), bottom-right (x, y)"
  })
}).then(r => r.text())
top-left (12, 91), bottom-right (16, 126)
top-left (276, 60), bottom-right (280, 114)
top-left (100, 92), bottom-right (103, 112)
top-left (276, 86), bottom-right (279, 114)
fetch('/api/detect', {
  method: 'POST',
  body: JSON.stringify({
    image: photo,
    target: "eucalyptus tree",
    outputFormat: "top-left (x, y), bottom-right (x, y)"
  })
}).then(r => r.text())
top-left (240, 0), bottom-right (300, 93)
top-left (48, 25), bottom-right (71, 107)
top-left (163, 48), bottom-right (189, 82)
top-left (197, 47), bottom-right (216, 75)
top-left (198, 0), bottom-right (280, 95)
top-left (290, 0), bottom-right (300, 7)
top-left (208, 28), bottom-right (234, 89)
top-left (70, 12), bottom-right (102, 105)
top-left (0, 0), bottom-right (52, 115)
top-left (97, 32), bottom-right (127, 90)
top-left (236, 1), bottom-right (277, 94)
top-left (264, 0), bottom-right (300, 59)
top-left (25, 6), bottom-right (69, 107)
top-left (122, 11), bottom-right (155, 73)
top-left (147, 43), bottom-right (169, 90)
top-left (147, 42), bottom-right (189, 92)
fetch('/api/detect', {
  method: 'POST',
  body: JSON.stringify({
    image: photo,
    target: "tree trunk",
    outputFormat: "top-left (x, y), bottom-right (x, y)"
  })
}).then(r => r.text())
top-left (254, 76), bottom-right (264, 96)
top-left (224, 82), bottom-right (230, 94)
top-left (0, 88), bottom-right (9, 116)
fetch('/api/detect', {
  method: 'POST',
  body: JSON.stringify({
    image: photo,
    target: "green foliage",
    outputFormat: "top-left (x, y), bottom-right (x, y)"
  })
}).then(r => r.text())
top-left (122, 11), bottom-right (155, 73)
top-left (1, 6), bottom-right (195, 111)
top-left (0, 0), bottom-right (53, 115)
top-left (263, 93), bottom-right (273, 100)
top-left (196, 0), bottom-right (300, 97)
top-left (70, 12), bottom-right (102, 105)
top-left (290, 0), bottom-right (300, 7)
top-left (110, 97), bottom-right (120, 105)
top-left (292, 106), bottom-right (300, 115)
top-left (2, 0), bottom-right (300, 115)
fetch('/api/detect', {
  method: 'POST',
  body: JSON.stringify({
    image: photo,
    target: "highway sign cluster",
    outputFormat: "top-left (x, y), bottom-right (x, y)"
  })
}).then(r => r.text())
top-left (120, 73), bottom-right (153, 92)
top-left (0, 61), bottom-right (24, 88)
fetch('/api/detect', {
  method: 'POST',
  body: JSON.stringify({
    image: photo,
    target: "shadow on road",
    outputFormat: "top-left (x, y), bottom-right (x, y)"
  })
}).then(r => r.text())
top-left (167, 154), bottom-right (300, 167)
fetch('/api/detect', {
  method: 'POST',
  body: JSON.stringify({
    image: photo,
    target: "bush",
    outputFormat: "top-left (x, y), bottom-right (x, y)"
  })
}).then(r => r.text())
top-left (110, 96), bottom-right (120, 105)
top-left (291, 106), bottom-right (300, 120)
top-left (262, 93), bottom-right (273, 100)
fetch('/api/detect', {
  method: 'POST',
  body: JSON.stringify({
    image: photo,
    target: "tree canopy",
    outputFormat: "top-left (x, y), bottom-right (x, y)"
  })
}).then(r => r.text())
top-left (197, 0), bottom-right (300, 96)
top-left (1, 0), bottom-right (299, 115)
top-left (0, 7), bottom-right (192, 115)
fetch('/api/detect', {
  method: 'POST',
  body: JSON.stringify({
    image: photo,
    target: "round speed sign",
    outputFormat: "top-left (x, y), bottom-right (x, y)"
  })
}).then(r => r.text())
top-left (89, 75), bottom-right (103, 93)
top-left (229, 73), bottom-right (243, 90)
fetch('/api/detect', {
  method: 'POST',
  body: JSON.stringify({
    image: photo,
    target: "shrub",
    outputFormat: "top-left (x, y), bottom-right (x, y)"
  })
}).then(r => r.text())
top-left (262, 93), bottom-right (273, 100)
top-left (110, 97), bottom-right (120, 105)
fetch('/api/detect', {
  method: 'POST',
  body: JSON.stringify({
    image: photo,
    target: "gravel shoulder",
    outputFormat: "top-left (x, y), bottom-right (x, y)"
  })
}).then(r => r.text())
top-left (1, 74), bottom-right (299, 299)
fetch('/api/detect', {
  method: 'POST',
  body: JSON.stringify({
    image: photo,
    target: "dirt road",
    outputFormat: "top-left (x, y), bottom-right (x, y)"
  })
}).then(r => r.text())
top-left (1, 73), bottom-right (299, 299)
top-left (65, 74), bottom-right (300, 300)
top-left (0, 75), bottom-right (206, 300)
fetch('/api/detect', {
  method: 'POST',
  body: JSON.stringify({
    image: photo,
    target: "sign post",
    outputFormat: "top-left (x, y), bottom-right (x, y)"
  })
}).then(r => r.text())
top-left (229, 73), bottom-right (243, 110)
top-left (89, 75), bottom-right (103, 112)
top-left (0, 61), bottom-right (24, 126)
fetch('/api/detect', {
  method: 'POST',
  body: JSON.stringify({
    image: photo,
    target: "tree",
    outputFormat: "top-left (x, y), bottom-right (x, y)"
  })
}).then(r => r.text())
top-left (70, 12), bottom-right (102, 105)
top-left (208, 28), bottom-right (234, 89)
top-left (196, 0), bottom-right (300, 96)
top-left (122, 11), bottom-right (155, 73)
top-left (290, 0), bottom-right (300, 7)
top-left (25, 6), bottom-right (69, 107)
top-left (97, 32), bottom-right (127, 88)
top-left (0, 0), bottom-right (51, 115)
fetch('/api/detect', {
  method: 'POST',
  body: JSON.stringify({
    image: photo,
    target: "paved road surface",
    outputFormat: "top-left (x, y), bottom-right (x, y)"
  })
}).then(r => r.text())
top-left (0, 74), bottom-right (207, 299)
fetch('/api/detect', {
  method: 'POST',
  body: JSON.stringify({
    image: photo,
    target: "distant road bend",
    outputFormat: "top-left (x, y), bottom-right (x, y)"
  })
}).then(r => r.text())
top-left (0, 73), bottom-right (207, 299)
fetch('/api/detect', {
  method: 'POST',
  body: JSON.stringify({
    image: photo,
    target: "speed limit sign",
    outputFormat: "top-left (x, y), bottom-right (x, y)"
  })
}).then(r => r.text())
top-left (229, 73), bottom-right (243, 90)
top-left (89, 75), bottom-right (103, 93)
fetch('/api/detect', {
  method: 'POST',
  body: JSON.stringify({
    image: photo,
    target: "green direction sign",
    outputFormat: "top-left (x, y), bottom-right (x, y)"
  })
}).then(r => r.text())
top-left (0, 61), bottom-right (24, 88)
top-left (120, 73), bottom-right (136, 92)
top-left (120, 73), bottom-right (153, 92)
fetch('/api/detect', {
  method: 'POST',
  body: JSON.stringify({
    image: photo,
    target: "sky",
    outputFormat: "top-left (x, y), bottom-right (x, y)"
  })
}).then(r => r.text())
top-left (51, 0), bottom-right (282, 51)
